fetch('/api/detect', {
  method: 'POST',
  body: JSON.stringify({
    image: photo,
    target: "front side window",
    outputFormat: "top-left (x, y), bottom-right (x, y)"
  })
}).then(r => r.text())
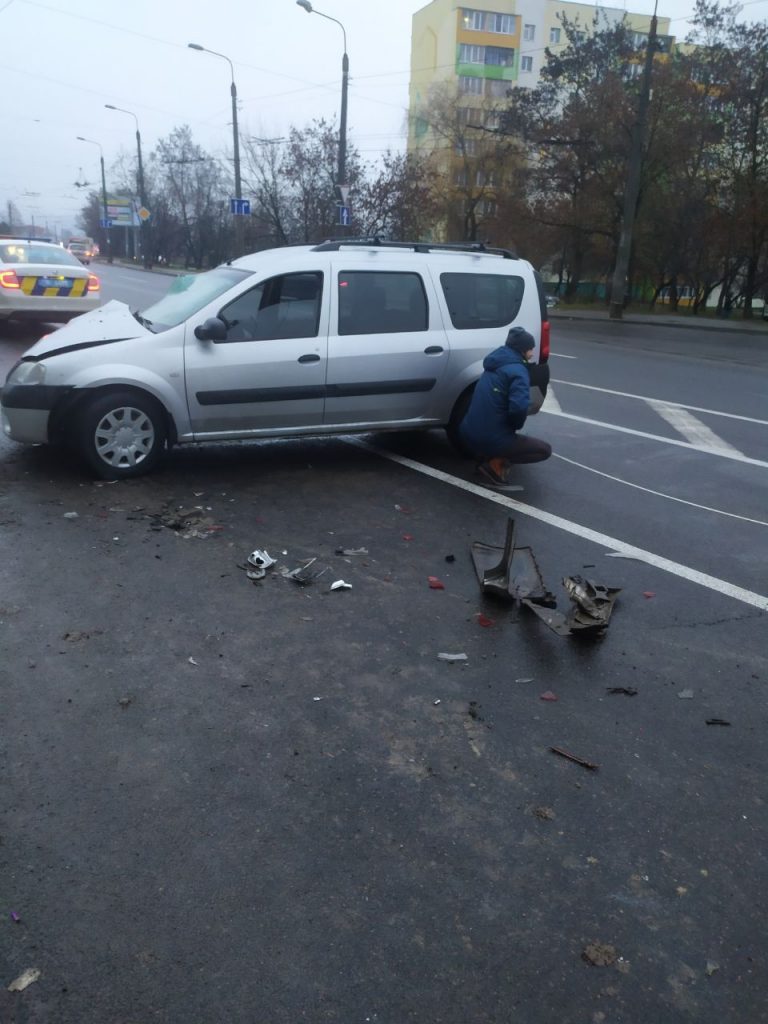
top-left (141, 267), bottom-right (251, 331)
top-left (440, 272), bottom-right (525, 330)
top-left (217, 272), bottom-right (323, 343)
top-left (338, 271), bottom-right (428, 335)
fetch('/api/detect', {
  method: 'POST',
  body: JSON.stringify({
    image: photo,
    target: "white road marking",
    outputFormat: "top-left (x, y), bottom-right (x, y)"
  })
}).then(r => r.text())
top-left (549, 352), bottom-right (578, 359)
top-left (543, 385), bottom-right (562, 414)
top-left (553, 452), bottom-right (768, 526)
top-left (541, 409), bottom-right (768, 468)
top-left (551, 378), bottom-right (768, 426)
top-left (348, 440), bottom-right (768, 612)
top-left (648, 401), bottom-right (743, 454)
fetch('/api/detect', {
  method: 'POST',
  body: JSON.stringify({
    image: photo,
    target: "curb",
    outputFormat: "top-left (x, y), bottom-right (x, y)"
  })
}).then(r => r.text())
top-left (550, 311), bottom-right (768, 338)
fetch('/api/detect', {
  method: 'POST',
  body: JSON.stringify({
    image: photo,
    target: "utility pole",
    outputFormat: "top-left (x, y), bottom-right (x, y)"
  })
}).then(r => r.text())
top-left (608, 0), bottom-right (659, 320)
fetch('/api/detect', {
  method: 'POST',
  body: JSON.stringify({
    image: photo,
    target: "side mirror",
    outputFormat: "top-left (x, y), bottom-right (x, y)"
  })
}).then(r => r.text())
top-left (194, 317), bottom-right (227, 341)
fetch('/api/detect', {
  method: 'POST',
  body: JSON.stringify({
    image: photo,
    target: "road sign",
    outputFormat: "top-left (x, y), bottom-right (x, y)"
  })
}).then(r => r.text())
top-left (99, 218), bottom-right (113, 228)
top-left (230, 198), bottom-right (251, 216)
top-left (137, 207), bottom-right (151, 222)
top-left (338, 205), bottom-right (350, 226)
top-left (338, 185), bottom-right (350, 205)
top-left (107, 197), bottom-right (140, 227)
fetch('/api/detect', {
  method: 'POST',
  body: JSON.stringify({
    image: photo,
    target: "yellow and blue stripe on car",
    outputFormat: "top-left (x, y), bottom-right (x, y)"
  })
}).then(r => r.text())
top-left (19, 275), bottom-right (88, 298)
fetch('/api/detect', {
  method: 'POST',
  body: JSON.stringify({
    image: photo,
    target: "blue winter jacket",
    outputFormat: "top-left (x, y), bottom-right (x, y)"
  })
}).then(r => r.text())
top-left (459, 345), bottom-right (530, 457)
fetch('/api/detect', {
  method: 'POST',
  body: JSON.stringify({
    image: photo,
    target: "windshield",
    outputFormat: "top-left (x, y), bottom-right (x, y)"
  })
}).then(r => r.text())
top-left (1, 243), bottom-right (83, 267)
top-left (140, 267), bottom-right (251, 331)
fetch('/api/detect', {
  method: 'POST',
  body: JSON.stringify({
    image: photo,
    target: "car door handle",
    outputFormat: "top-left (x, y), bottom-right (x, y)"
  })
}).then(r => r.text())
top-left (298, 353), bottom-right (321, 363)
top-left (424, 345), bottom-right (444, 355)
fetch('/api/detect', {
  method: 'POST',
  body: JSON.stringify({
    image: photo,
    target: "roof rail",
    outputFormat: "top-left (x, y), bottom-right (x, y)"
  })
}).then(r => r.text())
top-left (311, 237), bottom-right (518, 260)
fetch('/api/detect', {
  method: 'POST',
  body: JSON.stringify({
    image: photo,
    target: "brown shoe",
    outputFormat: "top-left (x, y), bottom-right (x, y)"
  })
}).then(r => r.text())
top-left (477, 458), bottom-right (511, 486)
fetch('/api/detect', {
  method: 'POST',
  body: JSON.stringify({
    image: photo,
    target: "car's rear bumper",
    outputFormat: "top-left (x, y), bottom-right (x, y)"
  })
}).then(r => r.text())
top-left (0, 294), bottom-right (100, 321)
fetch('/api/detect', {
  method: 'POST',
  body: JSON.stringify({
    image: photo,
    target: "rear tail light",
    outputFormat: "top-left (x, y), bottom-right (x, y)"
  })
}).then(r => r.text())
top-left (87, 274), bottom-right (100, 291)
top-left (540, 320), bottom-right (550, 362)
top-left (0, 270), bottom-right (21, 289)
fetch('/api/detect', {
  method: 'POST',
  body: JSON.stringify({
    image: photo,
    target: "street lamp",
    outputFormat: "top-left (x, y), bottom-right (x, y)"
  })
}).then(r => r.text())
top-left (77, 135), bottom-right (113, 262)
top-left (105, 104), bottom-right (150, 268)
top-left (296, 1), bottom-right (349, 230)
top-left (188, 43), bottom-right (244, 255)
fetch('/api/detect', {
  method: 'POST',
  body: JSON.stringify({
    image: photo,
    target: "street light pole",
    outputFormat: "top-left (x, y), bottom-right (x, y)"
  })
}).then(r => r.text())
top-left (188, 43), bottom-right (244, 256)
top-left (105, 104), bottom-right (151, 268)
top-left (77, 136), bottom-right (112, 263)
top-left (296, 1), bottom-right (350, 233)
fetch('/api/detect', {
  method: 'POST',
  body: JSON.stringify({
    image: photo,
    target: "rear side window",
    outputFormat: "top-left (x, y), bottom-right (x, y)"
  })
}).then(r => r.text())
top-left (338, 271), bottom-right (428, 335)
top-left (218, 272), bottom-right (323, 342)
top-left (440, 272), bottom-right (524, 330)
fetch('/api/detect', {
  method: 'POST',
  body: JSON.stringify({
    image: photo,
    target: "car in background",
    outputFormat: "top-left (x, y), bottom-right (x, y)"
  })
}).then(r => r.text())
top-left (545, 294), bottom-right (559, 309)
top-left (66, 238), bottom-right (95, 264)
top-left (0, 237), bottom-right (100, 324)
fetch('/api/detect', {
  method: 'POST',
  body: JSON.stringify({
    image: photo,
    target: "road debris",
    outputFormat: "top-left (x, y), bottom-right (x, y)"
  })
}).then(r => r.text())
top-left (402, 533), bottom-right (414, 541)
top-left (445, 554), bottom-right (456, 563)
top-left (330, 580), bottom-right (352, 591)
top-left (582, 943), bottom-right (617, 967)
top-left (468, 701), bottom-right (483, 720)
top-left (146, 505), bottom-right (222, 539)
top-left (607, 686), bottom-right (638, 696)
top-left (10, 912), bottom-right (20, 923)
top-left (540, 690), bottom-right (558, 702)
top-left (246, 549), bottom-right (276, 580)
top-left (706, 718), bottom-right (731, 726)
top-left (678, 689), bottom-right (694, 700)
top-left (438, 652), bottom-right (467, 662)
top-left (334, 547), bottom-right (368, 556)
top-left (427, 576), bottom-right (445, 590)
top-left (476, 613), bottom-right (495, 627)
top-left (515, 677), bottom-right (534, 683)
top-left (63, 511), bottom-right (79, 519)
top-left (533, 806), bottom-right (555, 820)
top-left (188, 657), bottom-right (198, 666)
top-left (643, 591), bottom-right (655, 598)
top-left (433, 699), bottom-right (441, 705)
top-left (7, 968), bottom-right (41, 992)
top-left (705, 960), bottom-right (720, 977)
top-left (550, 746), bottom-right (599, 771)
top-left (117, 697), bottom-right (133, 709)
top-left (285, 558), bottom-right (327, 585)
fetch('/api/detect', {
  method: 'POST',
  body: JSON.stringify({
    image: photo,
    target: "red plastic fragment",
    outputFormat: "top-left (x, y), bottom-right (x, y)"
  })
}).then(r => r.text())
top-left (539, 690), bottom-right (558, 702)
top-left (427, 576), bottom-right (445, 590)
top-left (402, 533), bottom-right (414, 541)
top-left (643, 591), bottom-right (655, 599)
top-left (476, 613), bottom-right (496, 627)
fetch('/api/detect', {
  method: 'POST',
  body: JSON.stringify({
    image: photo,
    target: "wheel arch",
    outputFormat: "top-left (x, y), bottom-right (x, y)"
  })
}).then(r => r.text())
top-left (49, 383), bottom-right (179, 447)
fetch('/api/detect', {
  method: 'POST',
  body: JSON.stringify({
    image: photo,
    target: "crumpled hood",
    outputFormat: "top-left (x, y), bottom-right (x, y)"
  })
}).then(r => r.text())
top-left (21, 300), bottom-right (146, 359)
top-left (482, 345), bottom-right (525, 372)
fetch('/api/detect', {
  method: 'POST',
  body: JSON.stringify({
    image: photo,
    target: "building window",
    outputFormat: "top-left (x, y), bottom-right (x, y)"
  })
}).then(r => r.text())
top-left (459, 43), bottom-right (484, 64)
top-left (462, 8), bottom-right (485, 31)
top-left (476, 169), bottom-right (498, 187)
top-left (455, 168), bottom-right (468, 186)
top-left (455, 138), bottom-right (478, 155)
top-left (459, 75), bottom-right (484, 95)
top-left (485, 46), bottom-right (515, 66)
top-left (521, 55), bottom-right (533, 72)
top-left (480, 199), bottom-right (498, 217)
top-left (549, 27), bottom-right (561, 44)
top-left (486, 79), bottom-right (510, 98)
top-left (489, 12), bottom-right (514, 34)
top-left (523, 23), bottom-right (535, 41)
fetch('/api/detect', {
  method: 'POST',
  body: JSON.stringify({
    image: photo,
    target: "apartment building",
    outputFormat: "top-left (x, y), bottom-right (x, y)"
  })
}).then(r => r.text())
top-left (408, 0), bottom-right (672, 152)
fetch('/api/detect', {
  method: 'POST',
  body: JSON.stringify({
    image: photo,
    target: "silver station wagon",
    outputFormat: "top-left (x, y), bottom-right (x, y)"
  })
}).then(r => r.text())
top-left (1, 239), bottom-right (551, 479)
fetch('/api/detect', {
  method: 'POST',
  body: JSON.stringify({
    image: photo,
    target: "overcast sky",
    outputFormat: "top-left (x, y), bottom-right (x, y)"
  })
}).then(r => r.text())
top-left (2, 0), bottom-right (766, 233)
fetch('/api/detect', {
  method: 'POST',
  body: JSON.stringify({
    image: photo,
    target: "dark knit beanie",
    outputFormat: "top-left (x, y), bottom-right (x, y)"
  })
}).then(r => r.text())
top-left (505, 326), bottom-right (536, 354)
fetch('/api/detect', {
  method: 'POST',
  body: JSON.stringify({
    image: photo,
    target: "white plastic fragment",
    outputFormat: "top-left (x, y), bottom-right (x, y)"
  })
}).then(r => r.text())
top-left (63, 512), bottom-right (78, 519)
top-left (247, 549), bottom-right (276, 570)
top-left (678, 689), bottom-right (694, 699)
top-left (515, 677), bottom-right (535, 683)
top-left (437, 652), bottom-right (468, 662)
top-left (330, 580), bottom-right (353, 591)
top-left (433, 699), bottom-right (441, 705)
top-left (188, 657), bottom-right (198, 666)
top-left (7, 968), bottom-right (41, 992)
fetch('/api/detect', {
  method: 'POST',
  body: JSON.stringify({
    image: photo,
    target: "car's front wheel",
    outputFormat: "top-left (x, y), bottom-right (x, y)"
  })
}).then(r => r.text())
top-left (77, 390), bottom-right (167, 479)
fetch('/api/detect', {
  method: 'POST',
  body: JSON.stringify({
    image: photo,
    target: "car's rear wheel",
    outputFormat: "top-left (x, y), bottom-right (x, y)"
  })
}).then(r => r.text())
top-left (446, 385), bottom-right (475, 456)
top-left (77, 390), bottom-right (167, 479)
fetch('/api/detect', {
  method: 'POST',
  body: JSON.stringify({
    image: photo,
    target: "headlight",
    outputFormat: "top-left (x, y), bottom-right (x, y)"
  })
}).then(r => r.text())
top-left (7, 360), bottom-right (47, 386)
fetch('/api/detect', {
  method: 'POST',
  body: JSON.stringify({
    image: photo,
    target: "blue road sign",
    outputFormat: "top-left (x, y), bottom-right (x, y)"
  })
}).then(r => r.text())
top-left (99, 218), bottom-right (113, 228)
top-left (338, 204), bottom-right (350, 226)
top-left (230, 198), bottom-right (251, 216)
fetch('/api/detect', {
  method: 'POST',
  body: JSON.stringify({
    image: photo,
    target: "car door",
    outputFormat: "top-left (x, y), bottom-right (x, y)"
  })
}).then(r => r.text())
top-left (184, 270), bottom-right (328, 437)
top-left (323, 264), bottom-right (449, 426)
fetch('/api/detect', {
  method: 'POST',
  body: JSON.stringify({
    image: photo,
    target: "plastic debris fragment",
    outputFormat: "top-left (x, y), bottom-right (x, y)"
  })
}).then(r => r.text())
top-left (678, 689), bottom-right (694, 699)
top-left (706, 718), bottom-right (731, 726)
top-left (606, 687), bottom-right (638, 696)
top-left (437, 653), bottom-right (467, 662)
top-left (428, 576), bottom-right (445, 589)
top-left (7, 968), bottom-right (41, 992)
top-left (643, 591), bottom-right (655, 599)
top-left (334, 547), bottom-right (368, 556)
top-left (330, 580), bottom-right (352, 591)
top-left (246, 549), bottom-right (276, 579)
top-left (10, 912), bottom-right (20, 923)
top-left (476, 613), bottom-right (496, 627)
top-left (539, 690), bottom-right (558, 701)
top-left (402, 533), bottom-right (414, 541)
top-left (63, 512), bottom-right (79, 519)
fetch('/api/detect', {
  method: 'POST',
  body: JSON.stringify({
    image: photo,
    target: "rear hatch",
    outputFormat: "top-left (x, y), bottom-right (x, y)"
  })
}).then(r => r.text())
top-left (13, 261), bottom-right (92, 299)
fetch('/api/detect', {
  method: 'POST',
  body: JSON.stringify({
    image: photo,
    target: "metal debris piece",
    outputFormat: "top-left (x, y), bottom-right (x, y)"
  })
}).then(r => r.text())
top-left (706, 718), bottom-right (731, 726)
top-left (678, 689), bottom-right (694, 700)
top-left (438, 652), bottom-right (467, 662)
top-left (550, 746), bottom-right (599, 771)
top-left (7, 968), bottom-right (41, 992)
top-left (562, 575), bottom-right (621, 630)
top-left (330, 580), bottom-right (352, 591)
top-left (287, 557), bottom-right (326, 585)
top-left (582, 943), bottom-right (617, 967)
top-left (334, 547), bottom-right (368, 556)
top-left (607, 687), bottom-right (638, 696)
top-left (471, 517), bottom-right (553, 602)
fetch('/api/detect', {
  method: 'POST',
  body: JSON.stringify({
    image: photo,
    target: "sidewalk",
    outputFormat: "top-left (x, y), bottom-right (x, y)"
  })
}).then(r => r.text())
top-left (550, 306), bottom-right (768, 337)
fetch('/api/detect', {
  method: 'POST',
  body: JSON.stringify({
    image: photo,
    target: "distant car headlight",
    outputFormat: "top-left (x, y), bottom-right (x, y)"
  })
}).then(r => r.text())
top-left (7, 360), bottom-right (47, 386)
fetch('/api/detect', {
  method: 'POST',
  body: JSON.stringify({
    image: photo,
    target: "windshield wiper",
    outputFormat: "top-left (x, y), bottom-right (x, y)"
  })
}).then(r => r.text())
top-left (132, 310), bottom-right (155, 332)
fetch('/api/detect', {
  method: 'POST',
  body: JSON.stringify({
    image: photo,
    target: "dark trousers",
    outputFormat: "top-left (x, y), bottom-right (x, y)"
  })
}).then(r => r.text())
top-left (494, 433), bottom-right (552, 465)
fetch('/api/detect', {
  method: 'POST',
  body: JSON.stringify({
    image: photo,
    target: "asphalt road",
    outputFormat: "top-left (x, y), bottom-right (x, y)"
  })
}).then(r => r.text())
top-left (1, 264), bottom-right (767, 1023)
